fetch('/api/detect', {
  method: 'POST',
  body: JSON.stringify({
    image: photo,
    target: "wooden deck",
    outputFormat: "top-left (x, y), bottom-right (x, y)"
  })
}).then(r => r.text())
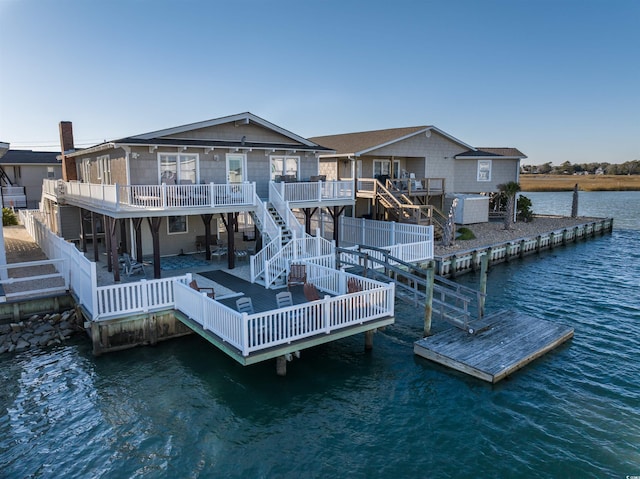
top-left (413, 310), bottom-right (574, 383)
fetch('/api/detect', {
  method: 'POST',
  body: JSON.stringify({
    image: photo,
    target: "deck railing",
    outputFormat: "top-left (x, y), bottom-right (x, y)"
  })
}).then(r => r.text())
top-left (260, 235), bottom-right (335, 287)
top-left (18, 209), bottom-right (97, 315)
top-left (47, 179), bottom-right (256, 212)
top-left (339, 216), bottom-right (434, 262)
top-left (95, 276), bottom-right (189, 320)
top-left (269, 182), bottom-right (305, 238)
top-left (276, 180), bottom-right (354, 203)
top-left (175, 264), bottom-right (395, 356)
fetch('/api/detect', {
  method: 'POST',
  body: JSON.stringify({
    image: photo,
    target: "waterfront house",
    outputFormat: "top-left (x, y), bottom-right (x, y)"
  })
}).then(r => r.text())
top-left (40, 112), bottom-right (359, 283)
top-left (310, 127), bottom-right (526, 222)
top-left (0, 148), bottom-right (61, 209)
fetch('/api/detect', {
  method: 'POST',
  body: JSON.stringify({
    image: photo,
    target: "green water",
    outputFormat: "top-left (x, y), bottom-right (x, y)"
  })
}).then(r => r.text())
top-left (1, 191), bottom-right (639, 478)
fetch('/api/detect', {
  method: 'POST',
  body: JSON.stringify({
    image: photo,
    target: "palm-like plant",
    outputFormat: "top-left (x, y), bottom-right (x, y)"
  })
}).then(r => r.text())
top-left (497, 181), bottom-right (521, 230)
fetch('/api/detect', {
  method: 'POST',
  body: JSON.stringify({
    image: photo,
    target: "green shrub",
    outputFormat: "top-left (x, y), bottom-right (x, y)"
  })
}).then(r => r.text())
top-left (3, 207), bottom-right (19, 226)
top-left (456, 227), bottom-right (476, 240)
top-left (517, 195), bottom-right (534, 222)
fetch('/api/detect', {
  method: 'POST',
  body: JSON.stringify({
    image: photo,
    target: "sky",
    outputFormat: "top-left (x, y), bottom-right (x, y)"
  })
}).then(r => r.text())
top-left (0, 0), bottom-right (638, 165)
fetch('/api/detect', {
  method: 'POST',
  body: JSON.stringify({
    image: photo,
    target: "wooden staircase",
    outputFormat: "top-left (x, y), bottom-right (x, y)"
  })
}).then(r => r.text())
top-left (376, 180), bottom-right (446, 238)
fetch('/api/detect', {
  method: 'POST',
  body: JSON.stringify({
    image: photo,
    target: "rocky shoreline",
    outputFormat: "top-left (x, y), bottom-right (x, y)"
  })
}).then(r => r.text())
top-left (0, 309), bottom-right (84, 355)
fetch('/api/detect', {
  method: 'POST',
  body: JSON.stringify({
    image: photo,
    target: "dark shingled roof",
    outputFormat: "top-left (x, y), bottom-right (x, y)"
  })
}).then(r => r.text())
top-left (114, 137), bottom-right (332, 152)
top-left (310, 126), bottom-right (429, 156)
top-left (455, 148), bottom-right (527, 159)
top-left (0, 150), bottom-right (61, 164)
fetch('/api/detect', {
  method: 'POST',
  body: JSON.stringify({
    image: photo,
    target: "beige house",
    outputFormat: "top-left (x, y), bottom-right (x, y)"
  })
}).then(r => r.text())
top-left (0, 149), bottom-right (61, 208)
top-left (42, 112), bottom-right (355, 281)
top-left (311, 126), bottom-right (526, 220)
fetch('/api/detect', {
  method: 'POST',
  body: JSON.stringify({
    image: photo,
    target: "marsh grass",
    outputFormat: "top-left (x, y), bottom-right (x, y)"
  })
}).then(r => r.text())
top-left (520, 174), bottom-right (640, 192)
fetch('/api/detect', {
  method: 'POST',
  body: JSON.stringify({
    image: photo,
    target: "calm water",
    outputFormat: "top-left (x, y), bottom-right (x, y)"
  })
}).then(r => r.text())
top-left (1, 192), bottom-right (639, 478)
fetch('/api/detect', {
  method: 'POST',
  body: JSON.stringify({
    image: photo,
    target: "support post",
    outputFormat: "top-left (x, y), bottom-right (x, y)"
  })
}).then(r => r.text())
top-left (424, 261), bottom-right (434, 337)
top-left (276, 355), bottom-right (287, 376)
top-left (364, 330), bottom-right (374, 350)
top-left (479, 252), bottom-right (488, 317)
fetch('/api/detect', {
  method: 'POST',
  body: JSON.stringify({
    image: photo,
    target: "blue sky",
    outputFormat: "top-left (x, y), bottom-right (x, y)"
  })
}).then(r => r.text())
top-left (0, 0), bottom-right (638, 165)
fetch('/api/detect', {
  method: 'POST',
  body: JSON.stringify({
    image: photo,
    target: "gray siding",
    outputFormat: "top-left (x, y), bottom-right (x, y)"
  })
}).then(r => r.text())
top-left (454, 159), bottom-right (520, 193)
top-left (163, 122), bottom-right (299, 144)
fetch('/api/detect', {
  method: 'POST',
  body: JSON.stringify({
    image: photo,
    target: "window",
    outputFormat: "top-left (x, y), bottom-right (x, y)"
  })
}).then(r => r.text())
top-left (13, 166), bottom-right (21, 178)
top-left (159, 154), bottom-right (198, 185)
top-left (477, 160), bottom-right (492, 182)
top-left (167, 215), bottom-right (188, 234)
top-left (270, 155), bottom-right (299, 180)
top-left (97, 155), bottom-right (111, 184)
top-left (373, 159), bottom-right (391, 178)
top-left (81, 159), bottom-right (91, 182)
top-left (47, 167), bottom-right (55, 179)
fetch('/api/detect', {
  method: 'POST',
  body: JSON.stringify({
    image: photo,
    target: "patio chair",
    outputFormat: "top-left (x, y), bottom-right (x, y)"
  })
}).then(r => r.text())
top-left (236, 297), bottom-right (254, 314)
top-left (189, 279), bottom-right (215, 299)
top-left (287, 264), bottom-right (307, 290)
top-left (303, 282), bottom-right (321, 302)
top-left (122, 253), bottom-right (145, 276)
top-left (276, 291), bottom-right (293, 309)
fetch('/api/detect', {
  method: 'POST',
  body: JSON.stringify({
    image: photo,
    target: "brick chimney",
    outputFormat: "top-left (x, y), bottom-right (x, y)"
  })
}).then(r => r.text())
top-left (59, 121), bottom-right (77, 181)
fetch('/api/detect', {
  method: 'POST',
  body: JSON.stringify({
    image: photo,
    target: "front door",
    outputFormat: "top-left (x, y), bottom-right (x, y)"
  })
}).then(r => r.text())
top-left (226, 153), bottom-right (246, 183)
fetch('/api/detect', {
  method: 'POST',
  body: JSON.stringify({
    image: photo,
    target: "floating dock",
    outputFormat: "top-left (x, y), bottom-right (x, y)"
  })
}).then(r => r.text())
top-left (414, 310), bottom-right (574, 383)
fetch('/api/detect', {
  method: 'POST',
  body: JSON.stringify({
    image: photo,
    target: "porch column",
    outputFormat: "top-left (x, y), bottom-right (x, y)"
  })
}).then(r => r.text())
top-left (79, 209), bottom-right (87, 253)
top-left (104, 216), bottom-right (112, 272)
top-left (200, 214), bottom-right (213, 260)
top-left (225, 212), bottom-right (236, 269)
top-left (108, 216), bottom-right (120, 282)
top-left (132, 218), bottom-right (143, 262)
top-left (91, 211), bottom-right (99, 262)
top-left (303, 207), bottom-right (317, 235)
top-left (147, 217), bottom-right (162, 279)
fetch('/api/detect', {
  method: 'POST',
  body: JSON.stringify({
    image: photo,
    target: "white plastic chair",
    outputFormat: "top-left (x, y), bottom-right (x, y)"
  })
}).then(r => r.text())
top-left (122, 253), bottom-right (144, 276)
top-left (236, 297), bottom-right (254, 314)
top-left (276, 291), bottom-right (293, 309)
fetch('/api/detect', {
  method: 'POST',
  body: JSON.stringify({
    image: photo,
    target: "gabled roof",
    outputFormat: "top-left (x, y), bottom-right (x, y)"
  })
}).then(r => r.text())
top-left (65, 112), bottom-right (331, 158)
top-left (455, 147), bottom-right (527, 159)
top-left (0, 150), bottom-right (61, 165)
top-left (310, 126), bottom-right (475, 157)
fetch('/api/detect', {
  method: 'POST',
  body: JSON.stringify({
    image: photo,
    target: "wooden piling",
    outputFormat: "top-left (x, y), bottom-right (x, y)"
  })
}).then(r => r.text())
top-left (364, 330), bottom-right (374, 350)
top-left (424, 262), bottom-right (435, 336)
top-left (479, 253), bottom-right (488, 317)
top-left (276, 355), bottom-right (287, 376)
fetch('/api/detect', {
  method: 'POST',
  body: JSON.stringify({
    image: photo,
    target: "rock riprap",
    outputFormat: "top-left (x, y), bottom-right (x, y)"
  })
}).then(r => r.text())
top-left (0, 309), bottom-right (83, 354)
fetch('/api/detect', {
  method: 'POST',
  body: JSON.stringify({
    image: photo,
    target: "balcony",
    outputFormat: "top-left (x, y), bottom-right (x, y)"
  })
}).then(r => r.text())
top-left (273, 179), bottom-right (355, 206)
top-left (44, 179), bottom-right (257, 216)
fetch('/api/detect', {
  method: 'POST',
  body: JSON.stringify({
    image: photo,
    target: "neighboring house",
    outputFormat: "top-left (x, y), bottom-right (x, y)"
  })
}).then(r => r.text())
top-left (41, 112), bottom-right (355, 281)
top-left (0, 148), bottom-right (61, 208)
top-left (310, 126), bottom-right (526, 220)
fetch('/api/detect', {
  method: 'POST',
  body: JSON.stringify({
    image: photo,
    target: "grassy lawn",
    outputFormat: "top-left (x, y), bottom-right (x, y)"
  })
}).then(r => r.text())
top-left (520, 174), bottom-right (640, 191)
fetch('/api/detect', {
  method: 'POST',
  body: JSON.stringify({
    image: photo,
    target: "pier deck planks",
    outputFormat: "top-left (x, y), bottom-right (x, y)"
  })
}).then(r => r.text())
top-left (413, 310), bottom-right (574, 383)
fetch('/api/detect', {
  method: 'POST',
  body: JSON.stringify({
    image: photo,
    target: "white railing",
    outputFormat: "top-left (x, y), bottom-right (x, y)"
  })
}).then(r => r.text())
top-left (52, 180), bottom-right (256, 211)
top-left (95, 275), bottom-right (189, 320)
top-left (269, 182), bottom-right (305, 238)
top-left (175, 263), bottom-right (395, 356)
top-left (249, 195), bottom-right (282, 282)
top-left (261, 235), bottom-right (335, 288)
top-left (278, 180), bottom-right (355, 202)
top-left (18, 209), bottom-right (97, 316)
top-left (0, 258), bottom-right (69, 300)
top-left (339, 216), bottom-right (434, 260)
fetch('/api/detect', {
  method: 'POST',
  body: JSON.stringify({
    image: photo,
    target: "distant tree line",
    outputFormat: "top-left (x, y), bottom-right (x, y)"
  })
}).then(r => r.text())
top-left (523, 160), bottom-right (640, 175)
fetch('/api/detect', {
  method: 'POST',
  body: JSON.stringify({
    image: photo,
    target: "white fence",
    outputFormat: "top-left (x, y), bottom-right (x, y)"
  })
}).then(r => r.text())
top-left (339, 216), bottom-right (434, 262)
top-left (175, 263), bottom-right (395, 356)
top-left (260, 235), bottom-right (335, 287)
top-left (277, 180), bottom-right (354, 202)
top-left (52, 180), bottom-right (256, 212)
top-left (95, 276), bottom-right (190, 320)
top-left (19, 209), bottom-right (97, 314)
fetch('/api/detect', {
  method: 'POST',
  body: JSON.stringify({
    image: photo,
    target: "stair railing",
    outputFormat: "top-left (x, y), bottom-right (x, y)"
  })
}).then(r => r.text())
top-left (269, 182), bottom-right (305, 239)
